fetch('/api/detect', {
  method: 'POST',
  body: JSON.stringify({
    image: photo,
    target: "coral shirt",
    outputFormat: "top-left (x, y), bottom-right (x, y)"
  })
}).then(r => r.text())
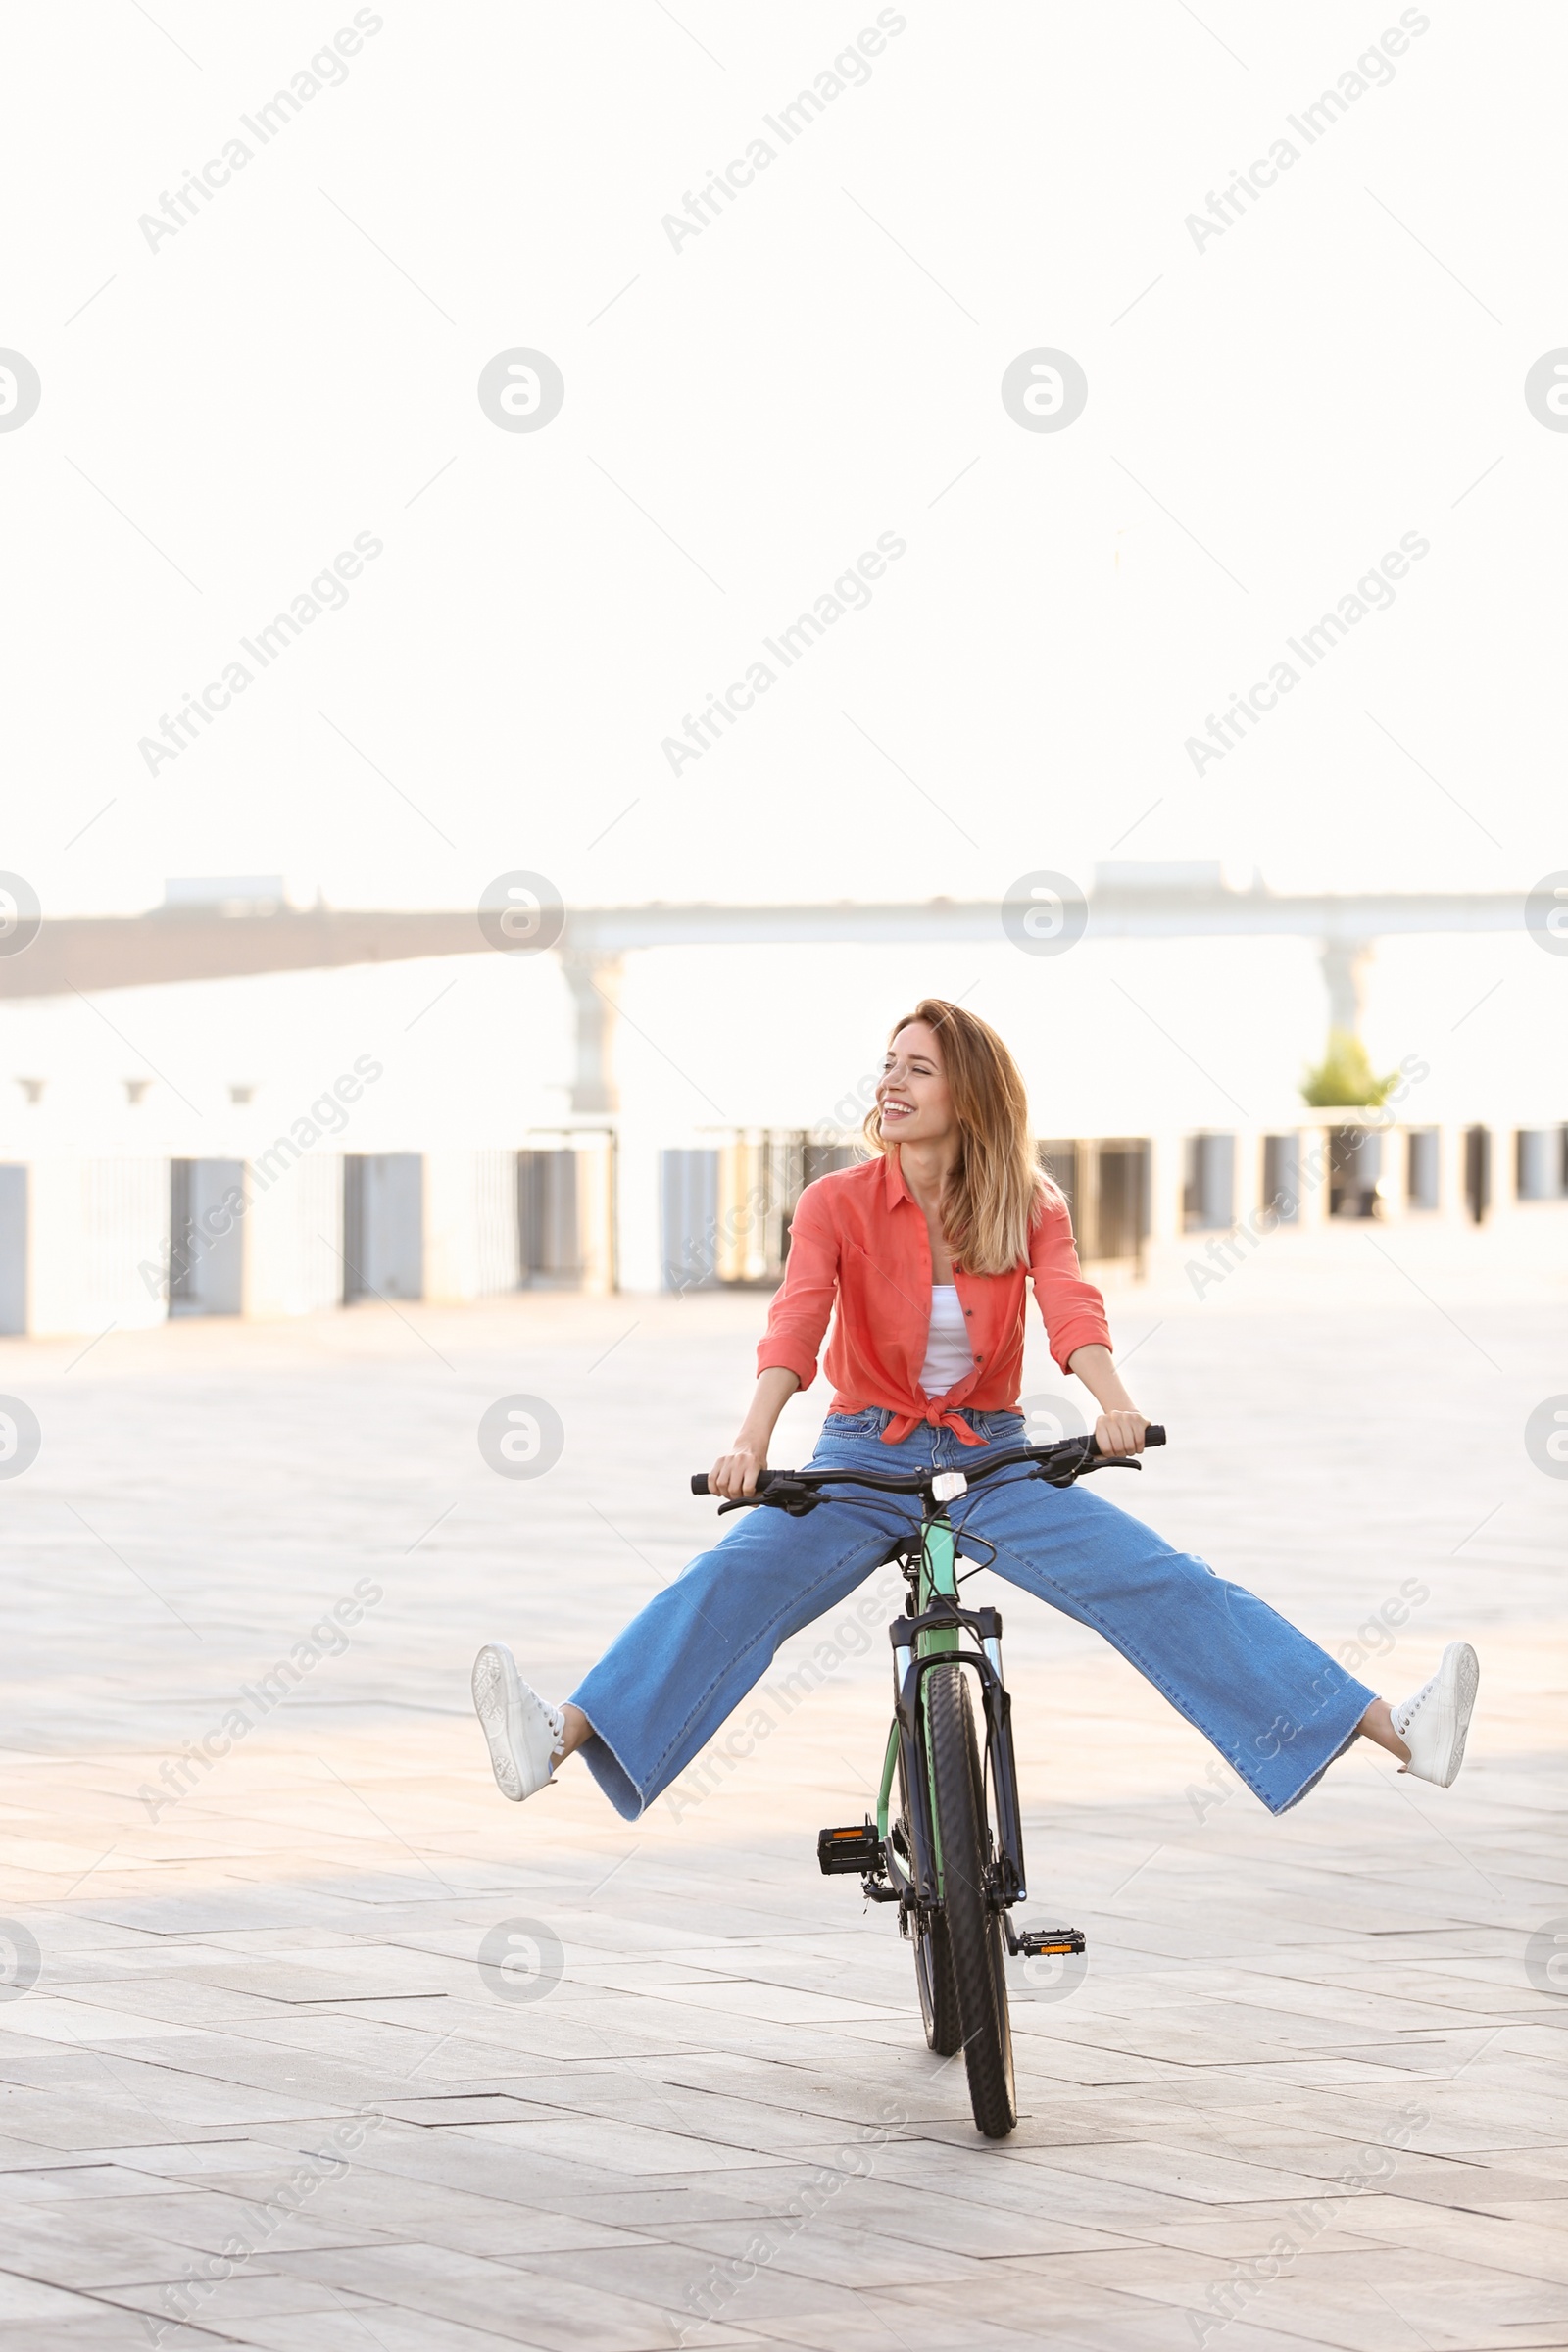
top-left (758, 1152), bottom-right (1113, 1446)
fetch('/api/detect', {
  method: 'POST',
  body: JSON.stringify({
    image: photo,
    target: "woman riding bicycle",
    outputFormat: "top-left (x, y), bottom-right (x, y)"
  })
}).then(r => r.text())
top-left (472, 1000), bottom-right (1479, 1818)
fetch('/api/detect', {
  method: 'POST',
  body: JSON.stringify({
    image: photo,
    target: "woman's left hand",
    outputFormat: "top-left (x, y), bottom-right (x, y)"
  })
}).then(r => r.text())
top-left (1094, 1410), bottom-right (1148, 1458)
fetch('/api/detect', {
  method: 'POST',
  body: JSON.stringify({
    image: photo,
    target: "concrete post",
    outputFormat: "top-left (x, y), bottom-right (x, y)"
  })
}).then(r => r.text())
top-left (1147, 1133), bottom-right (1183, 1247)
top-left (422, 1151), bottom-right (521, 1303)
top-left (1493, 1123), bottom-right (1519, 1220)
top-left (1296, 1123), bottom-right (1329, 1227)
top-left (577, 1135), bottom-right (618, 1294)
top-left (560, 952), bottom-right (624, 1115)
top-left (1320, 937), bottom-right (1374, 1036)
top-left (1232, 1123), bottom-right (1262, 1233)
top-left (28, 1156), bottom-right (170, 1335)
top-left (1376, 1123), bottom-right (1408, 1223)
top-left (245, 1151), bottom-right (343, 1317)
top-left (1438, 1123), bottom-right (1469, 1224)
top-left (614, 1124), bottom-right (663, 1293)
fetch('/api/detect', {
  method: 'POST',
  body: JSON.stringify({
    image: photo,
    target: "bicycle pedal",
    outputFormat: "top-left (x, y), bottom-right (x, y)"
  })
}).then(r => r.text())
top-left (1016, 1926), bottom-right (1086, 1957)
top-left (817, 1823), bottom-right (882, 1876)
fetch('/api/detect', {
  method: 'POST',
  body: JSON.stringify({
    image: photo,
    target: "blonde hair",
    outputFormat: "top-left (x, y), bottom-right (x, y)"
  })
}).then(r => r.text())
top-left (863, 1000), bottom-right (1048, 1275)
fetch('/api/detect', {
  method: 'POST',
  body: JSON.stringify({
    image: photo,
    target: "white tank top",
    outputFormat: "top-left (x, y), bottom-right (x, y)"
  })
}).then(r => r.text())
top-left (919, 1284), bottom-right (972, 1396)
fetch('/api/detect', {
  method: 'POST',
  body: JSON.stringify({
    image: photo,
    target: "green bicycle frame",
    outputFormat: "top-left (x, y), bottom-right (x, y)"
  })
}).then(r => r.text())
top-left (875, 1510), bottom-right (958, 1853)
top-left (871, 1507), bottom-right (1029, 1923)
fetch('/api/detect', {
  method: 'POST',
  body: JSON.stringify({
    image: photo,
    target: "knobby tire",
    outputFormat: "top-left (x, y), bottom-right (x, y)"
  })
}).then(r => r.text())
top-left (897, 1745), bottom-right (960, 2054)
top-left (926, 1662), bottom-right (1016, 2137)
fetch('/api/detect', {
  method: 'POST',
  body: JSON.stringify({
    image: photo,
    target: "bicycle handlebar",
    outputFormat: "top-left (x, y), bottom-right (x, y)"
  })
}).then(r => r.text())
top-left (691, 1425), bottom-right (1165, 1497)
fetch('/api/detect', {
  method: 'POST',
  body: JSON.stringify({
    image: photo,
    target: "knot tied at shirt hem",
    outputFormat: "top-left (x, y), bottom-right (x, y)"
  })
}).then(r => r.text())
top-left (881, 1401), bottom-right (988, 1446)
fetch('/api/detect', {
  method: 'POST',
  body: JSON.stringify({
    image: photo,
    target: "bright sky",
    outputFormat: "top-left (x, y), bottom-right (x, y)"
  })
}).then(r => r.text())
top-left (1, 4), bottom-right (1564, 1142)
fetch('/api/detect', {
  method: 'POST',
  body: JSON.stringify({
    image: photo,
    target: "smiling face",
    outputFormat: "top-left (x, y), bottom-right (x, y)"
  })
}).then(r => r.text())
top-left (876, 1020), bottom-right (956, 1148)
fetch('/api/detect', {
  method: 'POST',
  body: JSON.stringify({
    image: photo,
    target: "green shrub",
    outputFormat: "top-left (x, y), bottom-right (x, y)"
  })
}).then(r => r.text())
top-left (1300, 1029), bottom-right (1397, 1108)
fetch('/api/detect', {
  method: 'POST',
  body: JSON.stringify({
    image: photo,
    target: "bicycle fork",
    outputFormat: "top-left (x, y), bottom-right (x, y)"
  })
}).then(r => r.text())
top-left (874, 1512), bottom-right (1030, 1927)
top-left (815, 1509), bottom-right (1087, 1965)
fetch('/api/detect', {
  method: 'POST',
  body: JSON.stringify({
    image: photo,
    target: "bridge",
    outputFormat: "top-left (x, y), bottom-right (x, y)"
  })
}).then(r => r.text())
top-left (1, 871), bottom-right (1526, 1110)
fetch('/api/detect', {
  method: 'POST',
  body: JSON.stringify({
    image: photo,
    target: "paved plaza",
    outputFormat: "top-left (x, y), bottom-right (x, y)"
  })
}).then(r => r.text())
top-left (0, 1275), bottom-right (1565, 2350)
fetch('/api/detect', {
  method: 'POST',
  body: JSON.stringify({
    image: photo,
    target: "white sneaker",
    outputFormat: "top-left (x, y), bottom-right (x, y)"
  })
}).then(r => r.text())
top-left (1392, 1642), bottom-right (1479, 1788)
top-left (471, 1643), bottom-right (564, 1802)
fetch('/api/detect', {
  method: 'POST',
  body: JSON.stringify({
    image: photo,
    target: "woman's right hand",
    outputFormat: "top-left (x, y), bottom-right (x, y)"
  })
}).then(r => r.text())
top-left (710, 1440), bottom-right (766, 1499)
top-left (710, 1371), bottom-right (798, 1500)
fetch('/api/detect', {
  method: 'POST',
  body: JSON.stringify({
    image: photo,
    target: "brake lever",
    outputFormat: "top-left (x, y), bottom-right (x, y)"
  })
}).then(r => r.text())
top-left (716, 1483), bottom-right (822, 1517)
top-left (1031, 1454), bottom-right (1141, 1488)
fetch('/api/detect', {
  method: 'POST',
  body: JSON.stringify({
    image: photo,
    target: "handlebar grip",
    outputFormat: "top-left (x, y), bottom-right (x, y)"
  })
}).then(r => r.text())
top-left (1144, 1424), bottom-right (1166, 1447)
top-left (691, 1469), bottom-right (782, 1496)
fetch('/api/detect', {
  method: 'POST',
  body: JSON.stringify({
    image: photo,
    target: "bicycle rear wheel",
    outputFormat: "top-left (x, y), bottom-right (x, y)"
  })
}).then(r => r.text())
top-left (926, 1662), bottom-right (1016, 2137)
top-left (896, 1746), bottom-right (959, 2054)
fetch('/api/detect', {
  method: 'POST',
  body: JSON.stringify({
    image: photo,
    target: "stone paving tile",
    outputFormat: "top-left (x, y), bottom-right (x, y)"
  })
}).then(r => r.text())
top-left (272, 2240), bottom-right (787, 2345)
top-left (168, 2310), bottom-right (757, 2352)
top-left (1005, 2138), bottom-right (1397, 2206)
top-left (507, 2234), bottom-right (916, 2327)
top-left (101, 2269), bottom-right (395, 2328)
top-left (103, 2277), bottom-right (775, 2352)
top-left (65, 2031), bottom-right (457, 2114)
top-left (70, 2138), bottom-right (333, 2180)
top-left (1486, 2143), bottom-right (1568, 2179)
top-left (0, 2206), bottom-right (259, 2293)
top-left (2, 1295), bottom-right (1565, 2350)
top-left (901, 2251), bottom-right (1568, 2347)
top-left (61, 2186), bottom-right (397, 2263)
top-left (1349, 2202), bottom-right (1568, 2282)
top-left (1076, 2202), bottom-right (1394, 2260)
top-left (1218, 2261), bottom-right (1568, 2352)
top-left (0, 2082), bottom-right (332, 2150)
top-left (1380, 2154), bottom-right (1568, 2211)
top-left (443, 2072), bottom-right (903, 2154)
top-left (0, 2322), bottom-right (237, 2351)
top-left (669, 2213), bottom-right (1014, 2291)
top-left (727, 2139), bottom-right (1209, 2232)
top-left (1479, 2198), bottom-right (1568, 2233)
top-left (0, 1996), bottom-right (212, 2044)
top-left (683, 2178), bottom-right (1136, 2261)
top-left (524, 2048), bottom-right (969, 2131)
top-left (0, 2274), bottom-right (115, 2323)
top-left (375, 2091), bottom-right (564, 2126)
top-left (180, 2167), bottom-right (656, 2261)
top-left (755, 2289), bottom-right (1211, 2352)
top-left (2, 2160), bottom-right (229, 2204)
top-left (256, 2314), bottom-right (769, 2352)
top-left (441, 2113), bottom-right (803, 2176)
top-left (238, 2113), bottom-right (637, 2207)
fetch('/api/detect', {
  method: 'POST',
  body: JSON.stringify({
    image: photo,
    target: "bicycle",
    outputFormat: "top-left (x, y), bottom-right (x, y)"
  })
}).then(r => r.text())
top-left (692, 1424), bottom-right (1167, 2137)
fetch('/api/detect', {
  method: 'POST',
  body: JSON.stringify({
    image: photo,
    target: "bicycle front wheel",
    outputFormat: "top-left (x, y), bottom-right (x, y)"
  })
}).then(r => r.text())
top-left (926, 1661), bottom-right (1016, 2137)
top-left (897, 1744), bottom-right (959, 2054)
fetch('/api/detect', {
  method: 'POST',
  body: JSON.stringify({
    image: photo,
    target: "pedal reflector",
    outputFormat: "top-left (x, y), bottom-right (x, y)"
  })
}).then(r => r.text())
top-left (1017, 1926), bottom-right (1086, 1957)
top-left (817, 1824), bottom-right (882, 1876)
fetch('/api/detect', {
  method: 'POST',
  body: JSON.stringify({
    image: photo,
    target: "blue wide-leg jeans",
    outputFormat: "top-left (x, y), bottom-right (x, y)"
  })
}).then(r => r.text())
top-left (571, 1410), bottom-right (1374, 1822)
